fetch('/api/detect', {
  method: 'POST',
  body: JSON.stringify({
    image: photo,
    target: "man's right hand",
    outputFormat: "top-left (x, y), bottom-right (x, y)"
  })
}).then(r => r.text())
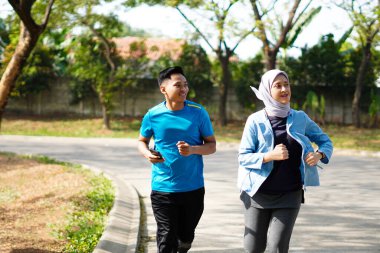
top-left (138, 135), bottom-right (165, 164)
top-left (146, 149), bottom-right (165, 164)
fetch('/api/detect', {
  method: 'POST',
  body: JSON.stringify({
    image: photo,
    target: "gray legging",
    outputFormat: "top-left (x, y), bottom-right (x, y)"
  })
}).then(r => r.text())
top-left (244, 206), bottom-right (300, 253)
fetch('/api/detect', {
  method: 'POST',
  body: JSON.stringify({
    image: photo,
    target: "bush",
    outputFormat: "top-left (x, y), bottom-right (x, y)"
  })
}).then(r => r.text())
top-left (57, 173), bottom-right (114, 253)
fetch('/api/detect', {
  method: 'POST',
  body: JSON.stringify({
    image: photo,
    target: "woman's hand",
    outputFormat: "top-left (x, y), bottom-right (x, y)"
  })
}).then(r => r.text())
top-left (305, 152), bottom-right (322, 166)
top-left (264, 143), bottom-right (288, 163)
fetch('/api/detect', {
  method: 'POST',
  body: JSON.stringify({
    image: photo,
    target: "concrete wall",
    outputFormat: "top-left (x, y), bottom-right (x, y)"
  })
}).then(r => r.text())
top-left (6, 78), bottom-right (376, 125)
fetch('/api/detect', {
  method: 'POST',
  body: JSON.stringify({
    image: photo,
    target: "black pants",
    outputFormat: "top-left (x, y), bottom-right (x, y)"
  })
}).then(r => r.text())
top-left (151, 187), bottom-right (205, 253)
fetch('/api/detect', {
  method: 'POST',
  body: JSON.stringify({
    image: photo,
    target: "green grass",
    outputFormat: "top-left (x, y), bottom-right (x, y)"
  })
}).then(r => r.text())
top-left (57, 174), bottom-right (114, 253)
top-left (1, 115), bottom-right (141, 138)
top-left (214, 122), bottom-right (380, 152)
top-left (322, 124), bottom-right (380, 151)
top-left (0, 152), bottom-right (115, 252)
top-left (2, 115), bottom-right (380, 151)
top-left (36, 156), bottom-right (116, 253)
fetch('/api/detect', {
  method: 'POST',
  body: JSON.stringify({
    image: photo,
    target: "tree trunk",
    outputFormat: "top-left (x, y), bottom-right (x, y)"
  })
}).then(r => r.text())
top-left (101, 103), bottom-right (110, 130)
top-left (352, 42), bottom-right (372, 128)
top-left (86, 22), bottom-right (116, 130)
top-left (265, 49), bottom-right (277, 70)
top-left (250, 0), bottom-right (301, 71)
top-left (0, 23), bottom-right (39, 124)
top-left (96, 89), bottom-right (111, 130)
top-left (0, 0), bottom-right (54, 130)
top-left (218, 54), bottom-right (232, 126)
top-left (342, 93), bottom-right (347, 125)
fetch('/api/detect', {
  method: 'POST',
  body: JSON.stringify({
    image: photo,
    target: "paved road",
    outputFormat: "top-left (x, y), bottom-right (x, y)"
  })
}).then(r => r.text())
top-left (1, 135), bottom-right (379, 253)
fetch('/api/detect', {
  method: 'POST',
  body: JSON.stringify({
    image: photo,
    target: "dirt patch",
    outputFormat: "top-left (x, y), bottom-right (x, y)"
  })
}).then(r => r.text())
top-left (0, 155), bottom-right (90, 252)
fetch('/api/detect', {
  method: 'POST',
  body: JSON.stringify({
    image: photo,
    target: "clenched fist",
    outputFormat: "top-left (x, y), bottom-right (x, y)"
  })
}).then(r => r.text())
top-left (177, 141), bottom-right (192, 156)
top-left (305, 152), bottom-right (322, 166)
top-left (264, 143), bottom-right (289, 162)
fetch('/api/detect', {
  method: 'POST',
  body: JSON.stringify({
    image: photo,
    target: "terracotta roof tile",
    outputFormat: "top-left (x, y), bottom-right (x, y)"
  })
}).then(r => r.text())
top-left (112, 37), bottom-right (186, 60)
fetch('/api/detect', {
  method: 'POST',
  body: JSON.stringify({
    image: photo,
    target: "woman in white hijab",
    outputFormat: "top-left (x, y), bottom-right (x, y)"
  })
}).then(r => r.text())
top-left (238, 69), bottom-right (333, 253)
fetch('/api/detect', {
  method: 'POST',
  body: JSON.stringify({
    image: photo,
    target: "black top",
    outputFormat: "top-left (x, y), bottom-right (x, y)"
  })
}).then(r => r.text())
top-left (258, 115), bottom-right (303, 194)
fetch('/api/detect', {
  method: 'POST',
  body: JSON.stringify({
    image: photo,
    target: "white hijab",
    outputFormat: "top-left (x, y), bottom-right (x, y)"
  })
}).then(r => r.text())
top-left (250, 69), bottom-right (290, 118)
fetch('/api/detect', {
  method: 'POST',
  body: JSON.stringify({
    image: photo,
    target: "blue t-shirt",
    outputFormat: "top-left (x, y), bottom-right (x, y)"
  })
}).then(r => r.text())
top-left (140, 100), bottom-right (214, 192)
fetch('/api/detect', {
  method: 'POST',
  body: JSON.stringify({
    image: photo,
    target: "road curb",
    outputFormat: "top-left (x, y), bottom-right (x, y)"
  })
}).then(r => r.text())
top-left (82, 165), bottom-right (141, 253)
top-left (92, 173), bottom-right (141, 253)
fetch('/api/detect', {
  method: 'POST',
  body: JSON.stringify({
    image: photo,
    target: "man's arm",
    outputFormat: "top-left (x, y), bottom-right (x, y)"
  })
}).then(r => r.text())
top-left (177, 135), bottom-right (216, 156)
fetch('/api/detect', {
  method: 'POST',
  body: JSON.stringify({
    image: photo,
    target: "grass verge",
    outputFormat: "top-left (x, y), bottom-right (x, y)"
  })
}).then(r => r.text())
top-left (2, 115), bottom-right (380, 151)
top-left (0, 152), bottom-right (114, 253)
top-left (56, 172), bottom-right (114, 253)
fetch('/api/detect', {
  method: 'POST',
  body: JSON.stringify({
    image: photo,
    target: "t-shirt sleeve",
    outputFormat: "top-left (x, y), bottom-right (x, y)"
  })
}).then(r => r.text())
top-left (140, 111), bottom-right (153, 138)
top-left (199, 108), bottom-right (214, 138)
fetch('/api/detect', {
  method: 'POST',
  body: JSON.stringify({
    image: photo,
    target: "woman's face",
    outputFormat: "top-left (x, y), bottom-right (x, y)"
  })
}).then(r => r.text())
top-left (271, 74), bottom-right (291, 105)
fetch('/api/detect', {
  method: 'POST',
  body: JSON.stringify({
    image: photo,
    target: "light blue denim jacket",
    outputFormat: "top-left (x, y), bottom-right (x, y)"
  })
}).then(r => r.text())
top-left (238, 109), bottom-right (333, 197)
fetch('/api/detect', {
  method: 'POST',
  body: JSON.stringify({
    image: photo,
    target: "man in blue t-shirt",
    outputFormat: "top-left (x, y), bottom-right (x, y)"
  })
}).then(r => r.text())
top-left (138, 66), bottom-right (216, 253)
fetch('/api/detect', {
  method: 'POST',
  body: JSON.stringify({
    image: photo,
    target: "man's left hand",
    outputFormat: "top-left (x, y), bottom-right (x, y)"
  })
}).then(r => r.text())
top-left (177, 141), bottom-right (192, 156)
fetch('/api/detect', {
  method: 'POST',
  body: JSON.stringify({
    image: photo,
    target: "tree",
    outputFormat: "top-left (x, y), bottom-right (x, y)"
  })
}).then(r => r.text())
top-left (1, 17), bottom-right (64, 101)
top-left (302, 90), bottom-right (325, 125)
top-left (250, 0), bottom-right (321, 70)
top-left (0, 18), bottom-right (10, 58)
top-left (125, 0), bottom-right (255, 126)
top-left (369, 89), bottom-right (380, 128)
top-left (81, 15), bottom-right (125, 129)
top-left (67, 17), bottom-right (156, 127)
top-left (279, 32), bottom-right (358, 124)
top-left (282, 33), bottom-right (352, 89)
top-left (11, 44), bottom-right (56, 98)
top-left (115, 39), bottom-right (153, 117)
top-left (282, 32), bottom-right (360, 123)
top-left (67, 31), bottom-right (122, 129)
top-left (233, 53), bottom-right (264, 110)
top-left (337, 0), bottom-right (380, 127)
top-left (176, 43), bottom-right (213, 105)
top-left (0, 0), bottom-right (54, 128)
top-left (281, 30), bottom-right (378, 125)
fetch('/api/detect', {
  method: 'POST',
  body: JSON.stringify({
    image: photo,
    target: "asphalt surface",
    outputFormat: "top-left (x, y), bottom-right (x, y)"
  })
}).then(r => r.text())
top-left (1, 135), bottom-right (379, 253)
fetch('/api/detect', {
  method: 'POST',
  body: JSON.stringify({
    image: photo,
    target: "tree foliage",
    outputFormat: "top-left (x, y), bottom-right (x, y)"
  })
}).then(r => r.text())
top-left (369, 89), bottom-right (380, 128)
top-left (1, 16), bottom-right (67, 98)
top-left (0, 18), bottom-right (10, 57)
top-left (0, 0), bottom-right (54, 127)
top-left (302, 90), bottom-right (325, 124)
top-left (280, 31), bottom-right (378, 125)
top-left (67, 33), bottom-right (122, 128)
top-left (12, 44), bottom-right (56, 97)
top-left (62, 0), bottom-right (140, 129)
top-left (233, 53), bottom-right (264, 110)
top-left (282, 34), bottom-right (351, 90)
top-left (337, 0), bottom-right (380, 127)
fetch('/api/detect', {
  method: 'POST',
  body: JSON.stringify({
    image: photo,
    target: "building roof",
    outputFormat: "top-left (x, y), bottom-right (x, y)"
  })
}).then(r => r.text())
top-left (112, 37), bottom-right (186, 61)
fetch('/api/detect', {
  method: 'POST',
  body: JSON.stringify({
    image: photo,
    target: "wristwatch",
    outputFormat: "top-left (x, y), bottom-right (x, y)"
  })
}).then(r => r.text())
top-left (316, 150), bottom-right (325, 159)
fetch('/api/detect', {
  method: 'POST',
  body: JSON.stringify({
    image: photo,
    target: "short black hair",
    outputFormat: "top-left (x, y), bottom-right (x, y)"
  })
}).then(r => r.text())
top-left (157, 66), bottom-right (185, 86)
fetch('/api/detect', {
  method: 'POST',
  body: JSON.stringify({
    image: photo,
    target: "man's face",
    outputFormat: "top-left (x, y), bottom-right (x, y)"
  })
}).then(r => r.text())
top-left (160, 73), bottom-right (189, 102)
